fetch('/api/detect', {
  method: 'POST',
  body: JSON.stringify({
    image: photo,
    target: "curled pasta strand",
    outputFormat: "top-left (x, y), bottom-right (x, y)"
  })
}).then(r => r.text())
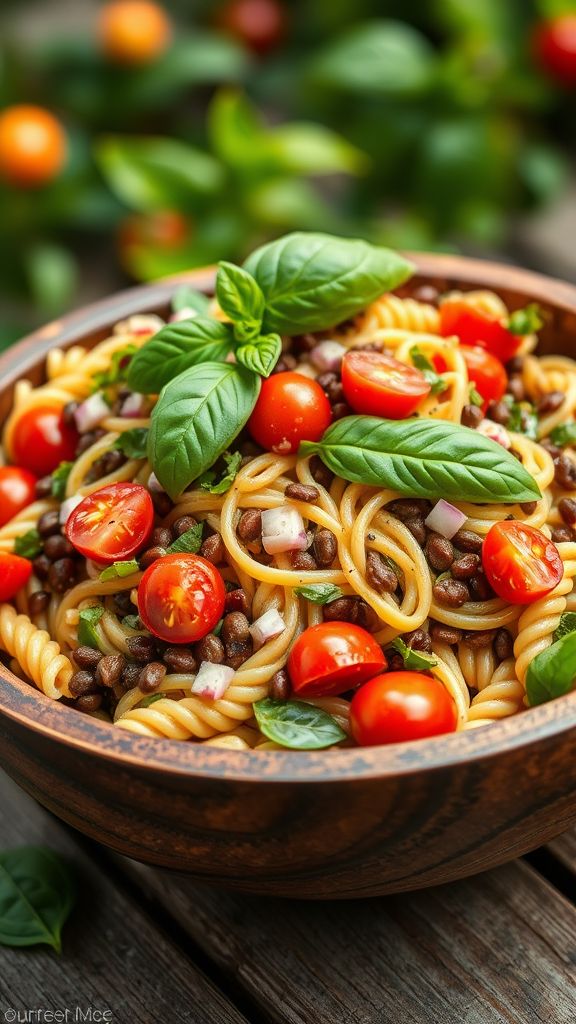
top-left (0, 604), bottom-right (73, 698)
top-left (464, 660), bottom-right (524, 728)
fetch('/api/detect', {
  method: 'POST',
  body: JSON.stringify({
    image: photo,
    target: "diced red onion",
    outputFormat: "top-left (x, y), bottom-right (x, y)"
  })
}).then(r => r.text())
top-left (74, 393), bottom-right (109, 433)
top-left (120, 392), bottom-right (147, 418)
top-left (261, 506), bottom-right (307, 554)
top-left (169, 307), bottom-right (199, 323)
top-left (59, 494), bottom-right (83, 526)
top-left (309, 340), bottom-right (347, 373)
top-left (477, 419), bottom-right (512, 449)
top-left (147, 472), bottom-right (165, 493)
top-left (424, 499), bottom-right (467, 540)
top-left (249, 609), bottom-right (285, 647)
top-left (114, 314), bottom-right (164, 336)
top-left (191, 661), bottom-right (235, 701)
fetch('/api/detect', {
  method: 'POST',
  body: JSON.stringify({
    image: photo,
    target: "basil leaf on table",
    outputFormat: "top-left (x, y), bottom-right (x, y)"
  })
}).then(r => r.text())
top-left (171, 284), bottom-right (210, 316)
top-left (77, 605), bottom-right (104, 648)
top-left (198, 451), bottom-right (242, 494)
top-left (300, 415), bottom-right (541, 504)
top-left (390, 637), bottom-right (437, 671)
top-left (553, 612), bottom-right (576, 643)
top-left (526, 630), bottom-right (576, 706)
top-left (149, 361), bottom-right (261, 499)
top-left (550, 421), bottom-right (576, 448)
top-left (14, 530), bottom-right (42, 559)
top-left (236, 333), bottom-right (282, 378)
top-left (167, 523), bottom-right (204, 554)
top-left (113, 427), bottom-right (149, 460)
top-left (216, 261), bottom-right (265, 341)
top-left (127, 318), bottom-right (234, 394)
top-left (294, 583), bottom-right (344, 605)
top-left (254, 698), bottom-right (347, 750)
top-left (243, 232), bottom-right (414, 334)
top-left (0, 846), bottom-right (76, 952)
top-left (99, 559), bottom-right (140, 581)
top-left (50, 461), bottom-right (73, 500)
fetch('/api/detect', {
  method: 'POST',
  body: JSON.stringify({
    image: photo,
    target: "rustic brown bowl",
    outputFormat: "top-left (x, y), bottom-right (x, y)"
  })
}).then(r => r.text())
top-left (1, 254), bottom-right (576, 899)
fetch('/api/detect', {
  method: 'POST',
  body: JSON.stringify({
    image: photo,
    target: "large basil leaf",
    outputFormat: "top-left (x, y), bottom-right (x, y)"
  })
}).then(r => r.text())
top-left (243, 232), bottom-right (414, 334)
top-left (0, 846), bottom-right (76, 952)
top-left (236, 334), bottom-right (282, 377)
top-left (216, 261), bottom-right (265, 341)
top-left (254, 698), bottom-right (346, 750)
top-left (526, 630), bottom-right (576, 707)
top-left (553, 612), bottom-right (576, 642)
top-left (300, 415), bottom-right (541, 504)
top-left (149, 362), bottom-right (260, 499)
top-left (127, 318), bottom-right (234, 393)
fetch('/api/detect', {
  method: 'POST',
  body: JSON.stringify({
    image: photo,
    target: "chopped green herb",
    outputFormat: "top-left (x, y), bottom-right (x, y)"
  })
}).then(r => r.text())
top-left (167, 523), bottom-right (203, 554)
top-left (99, 559), bottom-right (140, 581)
top-left (390, 636), bottom-right (438, 671)
top-left (468, 384), bottom-right (484, 407)
top-left (113, 428), bottom-right (149, 460)
top-left (50, 462), bottom-right (73, 500)
top-left (553, 612), bottom-right (576, 643)
top-left (212, 618), bottom-right (223, 636)
top-left (92, 344), bottom-right (138, 392)
top-left (507, 303), bottom-right (543, 336)
top-left (77, 605), bottom-right (104, 648)
top-left (140, 693), bottom-right (166, 708)
top-left (14, 530), bottom-right (42, 560)
top-left (550, 422), bottom-right (576, 448)
top-left (294, 583), bottom-right (344, 605)
top-left (505, 398), bottom-right (538, 440)
top-left (410, 346), bottom-right (447, 395)
top-left (197, 451), bottom-right (243, 494)
top-left (122, 614), bottom-right (142, 630)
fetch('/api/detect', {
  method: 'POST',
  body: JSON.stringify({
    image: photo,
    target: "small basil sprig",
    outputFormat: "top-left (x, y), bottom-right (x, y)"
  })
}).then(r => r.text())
top-left (294, 583), bottom-right (344, 604)
top-left (99, 559), bottom-right (140, 581)
top-left (300, 415), bottom-right (541, 504)
top-left (390, 637), bottom-right (438, 671)
top-left (409, 347), bottom-right (446, 395)
top-left (167, 523), bottom-right (204, 554)
top-left (51, 461), bottom-right (73, 500)
top-left (197, 451), bottom-right (242, 494)
top-left (77, 605), bottom-right (104, 648)
top-left (14, 529), bottom-right (42, 559)
top-left (526, 630), bottom-right (576, 706)
top-left (216, 262), bottom-right (265, 341)
top-left (236, 334), bottom-right (282, 377)
top-left (127, 318), bottom-right (234, 394)
top-left (254, 698), bottom-right (346, 749)
top-left (0, 846), bottom-right (76, 953)
top-left (507, 303), bottom-right (543, 336)
top-left (114, 427), bottom-right (149, 460)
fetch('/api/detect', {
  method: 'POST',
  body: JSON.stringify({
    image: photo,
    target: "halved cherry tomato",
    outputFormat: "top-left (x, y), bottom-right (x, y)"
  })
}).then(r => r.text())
top-left (350, 671), bottom-right (458, 746)
top-left (534, 15), bottom-right (576, 87)
top-left (248, 372), bottom-right (332, 454)
top-left (11, 404), bottom-right (78, 477)
top-left (341, 351), bottom-right (431, 419)
top-left (65, 482), bottom-right (154, 564)
top-left (461, 346), bottom-right (508, 412)
top-left (0, 552), bottom-right (32, 601)
top-left (482, 521), bottom-right (563, 605)
top-left (439, 299), bottom-right (521, 364)
top-left (138, 553), bottom-right (225, 644)
top-left (288, 621), bottom-right (386, 699)
top-left (0, 467), bottom-right (37, 527)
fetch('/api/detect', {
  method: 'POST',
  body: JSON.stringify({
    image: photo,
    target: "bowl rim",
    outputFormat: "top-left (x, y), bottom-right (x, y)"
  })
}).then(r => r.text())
top-left (1, 251), bottom-right (576, 785)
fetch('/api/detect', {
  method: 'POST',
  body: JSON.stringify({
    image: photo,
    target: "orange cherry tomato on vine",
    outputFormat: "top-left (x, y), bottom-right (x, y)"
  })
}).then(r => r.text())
top-left (288, 621), bottom-right (386, 699)
top-left (218, 0), bottom-right (287, 55)
top-left (0, 105), bottom-right (67, 188)
top-left (99, 0), bottom-right (172, 64)
top-left (482, 521), bottom-right (563, 606)
top-left (439, 299), bottom-right (521, 364)
top-left (65, 482), bottom-right (154, 564)
top-left (341, 350), bottom-right (431, 419)
top-left (248, 372), bottom-right (332, 454)
top-left (138, 553), bottom-right (226, 644)
top-left (0, 552), bottom-right (32, 602)
top-left (350, 672), bottom-right (458, 746)
top-left (461, 346), bottom-right (507, 412)
top-left (534, 15), bottom-right (576, 87)
top-left (0, 467), bottom-right (37, 527)
top-left (12, 405), bottom-right (78, 477)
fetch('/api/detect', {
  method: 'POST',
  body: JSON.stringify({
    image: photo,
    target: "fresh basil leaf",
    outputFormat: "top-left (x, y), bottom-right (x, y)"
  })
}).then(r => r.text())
top-left (300, 415), bottom-right (541, 504)
top-left (167, 523), bottom-right (204, 554)
top-left (51, 461), bottom-right (73, 500)
top-left (0, 846), bottom-right (76, 953)
top-left (198, 451), bottom-right (242, 494)
top-left (508, 303), bottom-right (543, 336)
top-left (390, 636), bottom-right (437, 671)
top-left (526, 630), bottom-right (576, 706)
top-left (505, 400), bottom-right (538, 440)
top-left (254, 698), bottom-right (347, 750)
top-left (469, 384), bottom-right (484, 407)
top-left (140, 693), bottom-right (166, 708)
top-left (77, 605), bottom-right (104, 648)
top-left (409, 346), bottom-right (446, 395)
top-left (550, 421), bottom-right (576, 448)
top-left (553, 612), bottom-right (576, 643)
top-left (149, 361), bottom-right (261, 499)
top-left (216, 261), bottom-right (265, 341)
top-left (236, 333), bottom-right (282, 378)
top-left (127, 318), bottom-right (234, 394)
top-left (14, 530), bottom-right (42, 560)
top-left (294, 583), bottom-right (344, 604)
top-left (243, 232), bottom-right (414, 335)
top-left (122, 614), bottom-right (142, 630)
top-left (172, 284), bottom-right (210, 316)
top-left (113, 427), bottom-right (149, 460)
top-left (93, 344), bottom-right (138, 392)
top-left (99, 559), bottom-right (140, 581)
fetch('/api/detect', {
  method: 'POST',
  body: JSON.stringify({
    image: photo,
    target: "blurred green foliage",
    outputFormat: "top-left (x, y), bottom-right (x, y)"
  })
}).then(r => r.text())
top-left (0, 0), bottom-right (574, 345)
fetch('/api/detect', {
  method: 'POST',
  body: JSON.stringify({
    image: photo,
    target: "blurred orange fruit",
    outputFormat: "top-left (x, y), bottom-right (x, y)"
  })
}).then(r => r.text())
top-left (218, 0), bottom-right (286, 55)
top-left (0, 105), bottom-right (67, 188)
top-left (99, 0), bottom-right (172, 65)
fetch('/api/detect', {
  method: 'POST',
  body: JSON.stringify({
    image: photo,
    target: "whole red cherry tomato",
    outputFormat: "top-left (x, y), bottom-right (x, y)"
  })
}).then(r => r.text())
top-left (350, 671), bottom-right (458, 746)
top-left (482, 521), bottom-right (563, 605)
top-left (0, 467), bottom-right (37, 527)
top-left (439, 299), bottom-right (521, 363)
top-left (138, 553), bottom-right (226, 643)
top-left (248, 372), bottom-right (332, 454)
top-left (11, 404), bottom-right (78, 477)
top-left (288, 621), bottom-right (386, 698)
top-left (0, 552), bottom-right (32, 601)
top-left (218, 0), bottom-right (286, 55)
top-left (341, 350), bottom-right (431, 419)
top-left (534, 15), bottom-right (576, 87)
top-left (461, 346), bottom-right (508, 412)
top-left (65, 482), bottom-right (154, 564)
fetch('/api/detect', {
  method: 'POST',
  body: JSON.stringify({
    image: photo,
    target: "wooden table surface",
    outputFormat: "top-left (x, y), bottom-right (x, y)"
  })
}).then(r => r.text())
top-left (0, 769), bottom-right (574, 1024)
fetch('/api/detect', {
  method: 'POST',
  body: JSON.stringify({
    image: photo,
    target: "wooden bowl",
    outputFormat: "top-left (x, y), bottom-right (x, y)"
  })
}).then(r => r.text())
top-left (1, 254), bottom-right (576, 899)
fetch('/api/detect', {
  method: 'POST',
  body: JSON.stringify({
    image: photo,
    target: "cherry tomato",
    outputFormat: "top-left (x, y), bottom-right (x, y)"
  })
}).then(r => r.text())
top-left (11, 404), bottom-right (78, 477)
top-left (439, 299), bottom-right (521, 363)
top-left (288, 621), bottom-right (386, 699)
top-left (0, 105), bottom-right (67, 188)
top-left (461, 346), bottom-right (508, 412)
top-left (0, 552), bottom-right (32, 602)
top-left (138, 553), bottom-right (225, 644)
top-left (350, 672), bottom-right (458, 746)
top-left (218, 0), bottom-right (286, 55)
top-left (341, 351), bottom-right (431, 420)
top-left (65, 482), bottom-right (154, 564)
top-left (534, 15), bottom-right (576, 87)
top-left (248, 372), bottom-right (332, 454)
top-left (482, 521), bottom-right (563, 605)
top-left (99, 0), bottom-right (172, 64)
top-left (0, 467), bottom-right (37, 527)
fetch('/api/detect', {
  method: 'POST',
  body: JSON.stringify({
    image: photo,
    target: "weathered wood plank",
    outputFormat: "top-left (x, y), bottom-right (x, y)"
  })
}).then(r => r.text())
top-left (0, 772), bottom-right (248, 1024)
top-left (548, 830), bottom-right (576, 874)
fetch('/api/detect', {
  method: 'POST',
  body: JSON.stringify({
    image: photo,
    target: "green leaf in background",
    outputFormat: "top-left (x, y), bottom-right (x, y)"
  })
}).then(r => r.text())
top-left (0, 846), bottom-right (76, 953)
top-left (253, 698), bottom-right (347, 750)
top-left (526, 630), bottom-right (576, 706)
top-left (216, 261), bottom-right (265, 340)
top-left (25, 244), bottom-right (77, 315)
top-left (390, 637), bottom-right (438, 671)
top-left (294, 584), bottom-right (344, 605)
top-left (167, 522), bottom-right (204, 554)
top-left (197, 451), bottom-right (243, 494)
top-left (208, 88), bottom-right (265, 170)
top-left (113, 428), bottom-right (149, 460)
top-left (14, 530), bottom-right (42, 560)
top-left (245, 178), bottom-right (337, 232)
top-left (99, 559), bottom-right (140, 581)
top-left (236, 334), bottom-right (282, 377)
top-left (172, 285), bottom-right (210, 316)
top-left (127, 318), bottom-right (234, 394)
top-left (50, 462), bottom-right (73, 501)
top-left (267, 123), bottom-right (369, 175)
top-left (312, 20), bottom-right (437, 96)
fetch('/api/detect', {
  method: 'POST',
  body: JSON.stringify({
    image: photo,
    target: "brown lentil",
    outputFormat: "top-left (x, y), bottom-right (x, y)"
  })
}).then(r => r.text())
top-left (126, 635), bottom-right (157, 662)
top-left (291, 550), bottom-right (317, 571)
top-left (461, 404), bottom-right (483, 428)
top-left (224, 587), bottom-right (250, 616)
top-left (151, 491), bottom-right (173, 518)
top-left (270, 669), bottom-right (290, 700)
top-left (32, 553), bottom-right (51, 580)
top-left (138, 661), bottom-right (167, 693)
top-left (163, 647), bottom-right (197, 673)
top-left (313, 528), bottom-right (337, 568)
top-left (468, 571), bottom-right (493, 602)
top-left (48, 558), bottom-right (76, 593)
top-left (113, 591), bottom-right (134, 616)
top-left (331, 402), bottom-right (351, 420)
top-left (200, 532), bottom-right (225, 564)
top-left (309, 456), bottom-right (333, 489)
top-left (541, 438), bottom-right (561, 459)
top-left (96, 654), bottom-right (126, 688)
top-left (194, 633), bottom-right (225, 664)
top-left (365, 551), bottom-right (398, 593)
top-left (355, 601), bottom-right (379, 632)
top-left (559, 497), bottom-right (576, 526)
top-left (37, 509), bottom-right (61, 537)
top-left (171, 515), bottom-right (197, 538)
top-left (121, 662), bottom-right (142, 688)
top-left (139, 546), bottom-right (167, 569)
top-left (552, 525), bottom-right (575, 543)
top-left (507, 377), bottom-right (525, 402)
top-left (404, 516), bottom-right (427, 546)
top-left (323, 596), bottom-right (358, 623)
top-left (453, 528), bottom-right (483, 553)
top-left (433, 578), bottom-right (470, 607)
top-left (221, 612), bottom-right (250, 645)
top-left (554, 454), bottom-right (576, 489)
top-left (285, 482), bottom-right (320, 503)
top-left (76, 693), bottom-right (103, 713)
top-left (225, 638), bottom-right (253, 670)
top-left (62, 400), bottom-right (78, 426)
top-left (462, 629), bottom-right (496, 649)
top-left (451, 553), bottom-right (481, 580)
top-left (520, 501), bottom-right (538, 515)
top-left (387, 498), bottom-right (431, 521)
top-left (494, 628), bottom-right (514, 661)
top-left (405, 628), bottom-right (433, 652)
top-left (426, 534), bottom-right (454, 572)
top-left (237, 509), bottom-right (262, 542)
top-left (486, 400), bottom-right (511, 425)
top-left (73, 645), bottom-right (103, 670)
top-left (43, 534), bottom-right (74, 560)
top-left (70, 670), bottom-right (98, 696)
top-left (506, 356), bottom-right (525, 375)
top-left (151, 527), bottom-right (172, 548)
top-left (35, 475), bottom-right (53, 499)
top-left (430, 623), bottom-right (462, 645)
top-left (28, 590), bottom-right (50, 616)
top-left (537, 390), bottom-right (564, 414)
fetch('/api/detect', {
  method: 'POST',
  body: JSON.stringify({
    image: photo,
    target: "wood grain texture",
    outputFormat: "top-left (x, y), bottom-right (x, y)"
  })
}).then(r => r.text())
top-left (0, 772), bottom-right (248, 1024)
top-left (548, 830), bottom-right (576, 874)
